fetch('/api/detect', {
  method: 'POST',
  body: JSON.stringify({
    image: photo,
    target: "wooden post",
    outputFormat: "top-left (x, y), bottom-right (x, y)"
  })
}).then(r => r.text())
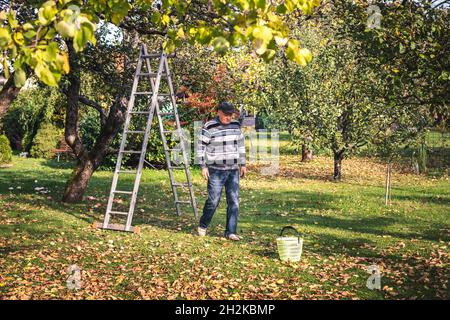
top-left (388, 163), bottom-right (392, 204)
top-left (385, 162), bottom-right (391, 205)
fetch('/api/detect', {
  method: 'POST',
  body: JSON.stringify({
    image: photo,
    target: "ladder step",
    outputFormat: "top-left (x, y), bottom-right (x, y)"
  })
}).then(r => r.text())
top-left (172, 183), bottom-right (192, 187)
top-left (167, 148), bottom-right (182, 152)
top-left (134, 91), bottom-right (152, 95)
top-left (163, 130), bottom-right (179, 134)
top-left (113, 190), bottom-right (133, 194)
top-left (121, 150), bottom-right (142, 154)
top-left (134, 92), bottom-right (172, 97)
top-left (125, 130), bottom-right (145, 134)
top-left (130, 111), bottom-right (152, 115)
top-left (94, 222), bottom-right (140, 233)
top-left (175, 200), bottom-right (191, 204)
top-left (168, 166), bottom-right (184, 170)
top-left (138, 72), bottom-right (168, 77)
top-left (141, 53), bottom-right (175, 59)
top-left (118, 170), bottom-right (136, 174)
top-left (109, 211), bottom-right (129, 216)
top-left (141, 54), bottom-right (162, 59)
top-left (158, 112), bottom-right (175, 116)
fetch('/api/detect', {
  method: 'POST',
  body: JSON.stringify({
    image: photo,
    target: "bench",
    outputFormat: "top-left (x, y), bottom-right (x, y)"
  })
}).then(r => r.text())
top-left (52, 138), bottom-right (73, 162)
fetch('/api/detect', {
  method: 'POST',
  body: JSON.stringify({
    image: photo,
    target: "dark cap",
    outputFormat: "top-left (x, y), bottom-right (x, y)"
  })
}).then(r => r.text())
top-left (218, 101), bottom-right (236, 114)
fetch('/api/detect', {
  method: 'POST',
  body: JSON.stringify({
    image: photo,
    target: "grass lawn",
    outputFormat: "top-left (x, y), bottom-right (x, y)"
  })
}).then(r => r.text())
top-left (0, 154), bottom-right (448, 300)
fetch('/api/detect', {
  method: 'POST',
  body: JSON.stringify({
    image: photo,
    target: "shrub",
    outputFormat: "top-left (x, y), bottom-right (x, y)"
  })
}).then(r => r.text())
top-left (1, 87), bottom-right (64, 151)
top-left (30, 123), bottom-right (62, 158)
top-left (0, 134), bottom-right (12, 164)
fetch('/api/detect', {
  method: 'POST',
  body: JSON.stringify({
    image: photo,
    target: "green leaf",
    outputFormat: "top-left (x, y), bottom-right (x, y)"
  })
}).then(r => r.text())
top-left (22, 23), bottom-right (34, 31)
top-left (212, 37), bottom-right (230, 54)
top-left (253, 38), bottom-right (267, 55)
top-left (151, 12), bottom-right (161, 24)
top-left (276, 4), bottom-right (287, 14)
top-left (176, 27), bottom-right (185, 40)
top-left (255, 0), bottom-right (266, 10)
top-left (13, 32), bottom-right (24, 45)
top-left (196, 27), bottom-right (211, 45)
top-left (286, 40), bottom-right (311, 66)
top-left (261, 49), bottom-right (276, 61)
top-left (110, 0), bottom-right (131, 25)
top-left (162, 14), bottom-right (171, 26)
top-left (7, 11), bottom-right (18, 29)
top-left (162, 39), bottom-right (176, 53)
top-left (14, 68), bottom-right (26, 87)
top-left (299, 48), bottom-right (312, 63)
top-left (284, 0), bottom-right (296, 12)
top-left (42, 2), bottom-right (57, 21)
top-left (236, 0), bottom-right (250, 11)
top-left (44, 42), bottom-right (58, 62)
top-left (55, 21), bottom-right (76, 38)
top-left (2, 59), bottom-right (9, 78)
top-left (35, 62), bottom-right (58, 86)
top-left (73, 22), bottom-right (95, 52)
top-left (252, 26), bottom-right (273, 44)
top-left (23, 30), bottom-right (37, 39)
top-left (274, 35), bottom-right (288, 46)
top-left (0, 27), bottom-right (12, 48)
top-left (38, 8), bottom-right (49, 26)
top-left (57, 53), bottom-right (70, 74)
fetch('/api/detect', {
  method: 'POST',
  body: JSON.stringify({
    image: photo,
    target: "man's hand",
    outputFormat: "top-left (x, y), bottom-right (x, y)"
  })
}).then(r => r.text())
top-left (240, 166), bottom-right (246, 178)
top-left (201, 167), bottom-right (209, 181)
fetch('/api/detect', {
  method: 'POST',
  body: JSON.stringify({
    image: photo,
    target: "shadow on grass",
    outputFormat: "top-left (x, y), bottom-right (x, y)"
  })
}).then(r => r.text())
top-left (41, 159), bottom-right (77, 170)
top-left (2, 163), bottom-right (448, 259)
top-left (390, 192), bottom-right (450, 206)
top-left (249, 234), bottom-right (379, 260)
top-left (0, 242), bottom-right (41, 255)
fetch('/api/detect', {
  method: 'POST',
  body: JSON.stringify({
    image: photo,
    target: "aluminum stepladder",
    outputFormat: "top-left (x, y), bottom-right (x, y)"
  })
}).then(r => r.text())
top-left (95, 44), bottom-right (198, 233)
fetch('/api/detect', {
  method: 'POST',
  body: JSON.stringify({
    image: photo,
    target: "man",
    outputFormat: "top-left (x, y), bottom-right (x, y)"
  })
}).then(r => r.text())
top-left (196, 101), bottom-right (246, 241)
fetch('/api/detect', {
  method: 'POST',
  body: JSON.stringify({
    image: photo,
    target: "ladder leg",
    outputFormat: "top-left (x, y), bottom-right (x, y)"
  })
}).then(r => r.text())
top-left (155, 104), bottom-right (182, 215)
top-left (103, 47), bottom-right (145, 229)
top-left (163, 57), bottom-right (199, 218)
top-left (124, 50), bottom-right (167, 231)
top-left (143, 50), bottom-right (183, 216)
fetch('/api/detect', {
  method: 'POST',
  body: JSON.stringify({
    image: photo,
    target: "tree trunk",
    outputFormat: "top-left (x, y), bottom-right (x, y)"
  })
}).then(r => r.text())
top-left (333, 151), bottom-right (344, 181)
top-left (0, 76), bottom-right (21, 120)
top-left (61, 41), bottom-right (126, 203)
top-left (62, 159), bottom-right (95, 202)
top-left (301, 144), bottom-right (313, 162)
top-left (62, 42), bottom-right (90, 203)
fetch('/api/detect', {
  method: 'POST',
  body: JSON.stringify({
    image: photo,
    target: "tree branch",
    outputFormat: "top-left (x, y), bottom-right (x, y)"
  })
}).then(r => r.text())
top-left (60, 88), bottom-right (108, 127)
top-left (119, 20), bottom-right (167, 36)
top-left (89, 95), bottom-right (127, 166)
top-left (78, 95), bottom-right (107, 126)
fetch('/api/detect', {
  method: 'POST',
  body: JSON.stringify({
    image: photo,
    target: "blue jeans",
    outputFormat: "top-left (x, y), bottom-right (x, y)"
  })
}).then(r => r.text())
top-left (199, 168), bottom-right (240, 237)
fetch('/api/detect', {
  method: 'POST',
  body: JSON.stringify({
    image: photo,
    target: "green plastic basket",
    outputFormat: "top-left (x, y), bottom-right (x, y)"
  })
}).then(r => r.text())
top-left (276, 226), bottom-right (303, 262)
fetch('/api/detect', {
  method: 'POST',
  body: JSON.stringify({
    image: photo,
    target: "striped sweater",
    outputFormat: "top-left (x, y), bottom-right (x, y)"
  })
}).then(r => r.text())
top-left (197, 117), bottom-right (246, 170)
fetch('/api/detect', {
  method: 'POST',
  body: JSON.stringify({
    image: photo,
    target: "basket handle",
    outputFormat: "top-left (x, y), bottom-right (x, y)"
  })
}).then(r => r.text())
top-left (280, 226), bottom-right (301, 242)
